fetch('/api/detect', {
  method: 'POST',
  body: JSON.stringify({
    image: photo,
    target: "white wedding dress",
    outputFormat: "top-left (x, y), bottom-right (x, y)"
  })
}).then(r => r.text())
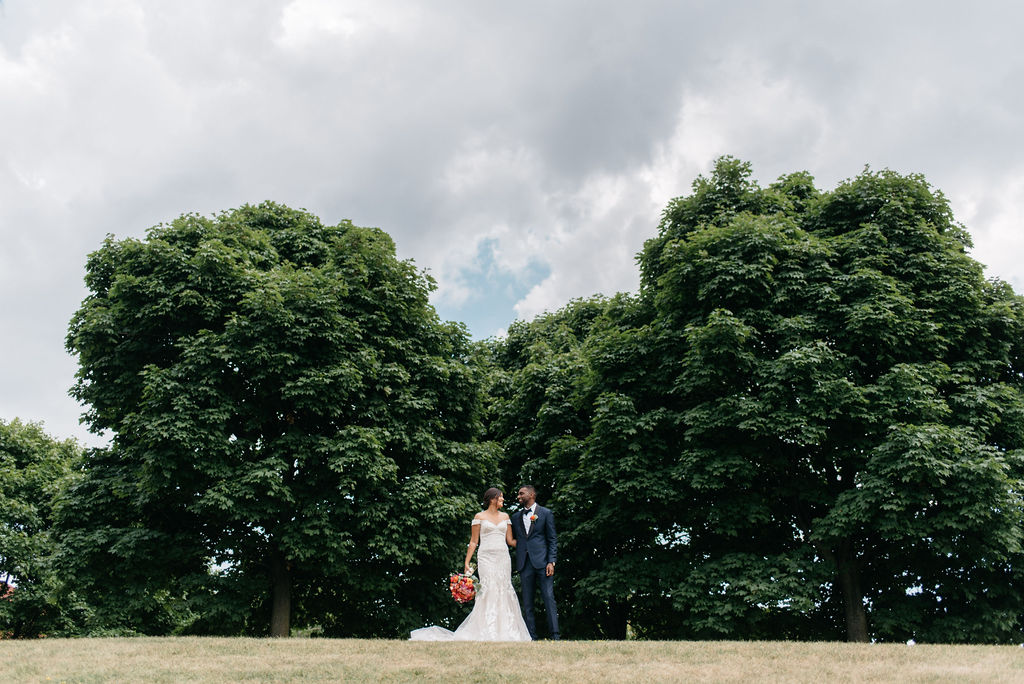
top-left (410, 518), bottom-right (531, 641)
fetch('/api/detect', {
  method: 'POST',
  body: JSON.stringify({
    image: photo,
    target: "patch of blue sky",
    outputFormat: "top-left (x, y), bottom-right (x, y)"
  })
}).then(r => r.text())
top-left (433, 238), bottom-right (550, 340)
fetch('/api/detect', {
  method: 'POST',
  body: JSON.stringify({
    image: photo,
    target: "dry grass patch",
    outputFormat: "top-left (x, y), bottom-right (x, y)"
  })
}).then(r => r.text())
top-left (2, 638), bottom-right (1022, 683)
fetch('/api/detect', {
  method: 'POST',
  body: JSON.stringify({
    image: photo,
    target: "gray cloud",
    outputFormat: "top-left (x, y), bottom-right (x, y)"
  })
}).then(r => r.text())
top-left (2, 0), bottom-right (1023, 446)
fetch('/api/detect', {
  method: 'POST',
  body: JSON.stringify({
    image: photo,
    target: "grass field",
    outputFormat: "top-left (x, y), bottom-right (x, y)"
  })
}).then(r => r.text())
top-left (2, 638), bottom-right (1023, 683)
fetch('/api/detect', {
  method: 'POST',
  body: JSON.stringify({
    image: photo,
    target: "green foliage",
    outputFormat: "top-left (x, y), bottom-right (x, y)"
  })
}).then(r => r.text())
top-left (20, 161), bottom-right (1020, 643)
top-left (487, 158), bottom-right (1024, 643)
top-left (0, 419), bottom-right (82, 638)
top-left (64, 202), bottom-right (497, 636)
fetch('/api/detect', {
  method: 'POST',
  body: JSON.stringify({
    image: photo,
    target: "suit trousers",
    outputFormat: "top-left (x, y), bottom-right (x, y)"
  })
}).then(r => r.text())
top-left (519, 554), bottom-right (559, 640)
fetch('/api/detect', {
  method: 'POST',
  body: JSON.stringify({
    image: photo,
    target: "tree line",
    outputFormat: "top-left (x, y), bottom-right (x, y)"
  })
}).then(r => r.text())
top-left (3, 158), bottom-right (1023, 642)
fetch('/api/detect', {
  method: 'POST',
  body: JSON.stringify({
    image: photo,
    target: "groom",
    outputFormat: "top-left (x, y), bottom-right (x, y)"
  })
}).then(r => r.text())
top-left (512, 485), bottom-right (560, 640)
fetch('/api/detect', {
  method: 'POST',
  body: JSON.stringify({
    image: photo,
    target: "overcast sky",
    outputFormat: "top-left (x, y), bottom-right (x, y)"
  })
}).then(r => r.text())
top-left (2, 1), bottom-right (1022, 447)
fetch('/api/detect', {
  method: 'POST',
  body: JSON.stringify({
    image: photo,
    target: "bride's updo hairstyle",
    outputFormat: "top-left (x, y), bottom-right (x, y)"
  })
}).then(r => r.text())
top-left (482, 487), bottom-right (502, 510)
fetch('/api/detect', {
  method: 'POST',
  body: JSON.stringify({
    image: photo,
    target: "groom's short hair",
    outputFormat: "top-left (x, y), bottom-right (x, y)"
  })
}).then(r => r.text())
top-left (519, 484), bottom-right (536, 496)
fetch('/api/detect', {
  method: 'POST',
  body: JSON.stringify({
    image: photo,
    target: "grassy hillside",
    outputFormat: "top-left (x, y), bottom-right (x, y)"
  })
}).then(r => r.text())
top-left (3, 638), bottom-right (1022, 682)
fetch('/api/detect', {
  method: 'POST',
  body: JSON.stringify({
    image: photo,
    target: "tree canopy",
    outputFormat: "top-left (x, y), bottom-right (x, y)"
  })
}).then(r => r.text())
top-left (63, 202), bottom-right (497, 636)
top-left (0, 419), bottom-right (81, 638)
top-left (487, 158), bottom-right (1024, 642)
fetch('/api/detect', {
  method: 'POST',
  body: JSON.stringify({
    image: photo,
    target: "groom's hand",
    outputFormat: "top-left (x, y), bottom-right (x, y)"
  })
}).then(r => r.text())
top-left (546, 562), bottom-right (555, 577)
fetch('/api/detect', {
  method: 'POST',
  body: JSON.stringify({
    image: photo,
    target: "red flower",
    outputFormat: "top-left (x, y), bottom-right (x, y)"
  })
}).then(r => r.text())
top-left (530, 515), bottom-right (537, 522)
top-left (449, 572), bottom-right (477, 603)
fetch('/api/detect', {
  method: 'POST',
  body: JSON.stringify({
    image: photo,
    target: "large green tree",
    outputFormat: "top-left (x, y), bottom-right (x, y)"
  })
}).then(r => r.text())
top-left (488, 158), bottom-right (1024, 643)
top-left (482, 298), bottom-right (618, 637)
top-left (641, 158), bottom-right (1024, 642)
top-left (484, 294), bottom-right (700, 639)
top-left (0, 419), bottom-right (82, 638)
top-left (64, 203), bottom-right (496, 636)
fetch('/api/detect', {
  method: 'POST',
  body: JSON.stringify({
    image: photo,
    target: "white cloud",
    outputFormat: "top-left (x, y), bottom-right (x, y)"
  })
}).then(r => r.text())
top-left (509, 169), bottom-right (653, 322)
top-left (276, 0), bottom-right (419, 51)
top-left (278, 0), bottom-right (364, 45)
top-left (952, 172), bottom-right (1024, 291)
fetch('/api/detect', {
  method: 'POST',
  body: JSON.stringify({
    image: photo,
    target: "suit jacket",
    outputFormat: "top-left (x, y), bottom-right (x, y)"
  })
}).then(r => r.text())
top-left (511, 505), bottom-right (558, 571)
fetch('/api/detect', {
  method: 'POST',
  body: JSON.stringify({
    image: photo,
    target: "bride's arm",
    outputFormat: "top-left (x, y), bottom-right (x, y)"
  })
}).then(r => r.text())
top-left (505, 515), bottom-right (516, 547)
top-left (464, 519), bottom-right (481, 573)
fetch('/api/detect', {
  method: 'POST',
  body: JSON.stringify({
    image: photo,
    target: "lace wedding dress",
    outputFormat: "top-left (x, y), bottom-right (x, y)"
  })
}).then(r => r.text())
top-left (410, 518), bottom-right (531, 641)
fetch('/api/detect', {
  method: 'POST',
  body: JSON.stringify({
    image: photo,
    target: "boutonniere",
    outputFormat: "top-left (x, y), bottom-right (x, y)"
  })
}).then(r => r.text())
top-left (529, 514), bottom-right (538, 522)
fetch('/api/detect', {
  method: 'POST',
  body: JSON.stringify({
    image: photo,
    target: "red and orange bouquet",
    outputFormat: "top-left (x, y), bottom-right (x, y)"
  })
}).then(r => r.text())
top-left (449, 568), bottom-right (478, 603)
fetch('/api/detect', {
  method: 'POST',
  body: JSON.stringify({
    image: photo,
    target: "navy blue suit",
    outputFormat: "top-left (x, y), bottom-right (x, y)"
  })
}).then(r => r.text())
top-left (511, 505), bottom-right (559, 640)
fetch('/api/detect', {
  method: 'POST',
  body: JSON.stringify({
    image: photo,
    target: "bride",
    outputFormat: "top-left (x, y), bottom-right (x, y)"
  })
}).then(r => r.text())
top-left (410, 488), bottom-right (531, 641)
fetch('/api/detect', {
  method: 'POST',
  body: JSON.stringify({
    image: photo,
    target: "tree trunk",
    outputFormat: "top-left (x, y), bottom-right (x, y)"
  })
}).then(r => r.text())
top-left (607, 600), bottom-right (628, 640)
top-left (836, 543), bottom-right (869, 642)
top-left (270, 552), bottom-right (291, 637)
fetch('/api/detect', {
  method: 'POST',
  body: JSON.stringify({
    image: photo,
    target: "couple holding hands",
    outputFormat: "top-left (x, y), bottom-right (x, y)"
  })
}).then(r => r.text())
top-left (410, 485), bottom-right (559, 642)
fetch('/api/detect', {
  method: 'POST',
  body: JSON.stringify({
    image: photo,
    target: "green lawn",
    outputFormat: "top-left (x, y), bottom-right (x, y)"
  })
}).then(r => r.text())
top-left (3, 638), bottom-right (1023, 683)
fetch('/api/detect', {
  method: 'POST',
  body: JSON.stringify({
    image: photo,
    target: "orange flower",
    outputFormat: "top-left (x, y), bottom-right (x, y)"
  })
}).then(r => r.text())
top-left (449, 572), bottom-right (477, 603)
